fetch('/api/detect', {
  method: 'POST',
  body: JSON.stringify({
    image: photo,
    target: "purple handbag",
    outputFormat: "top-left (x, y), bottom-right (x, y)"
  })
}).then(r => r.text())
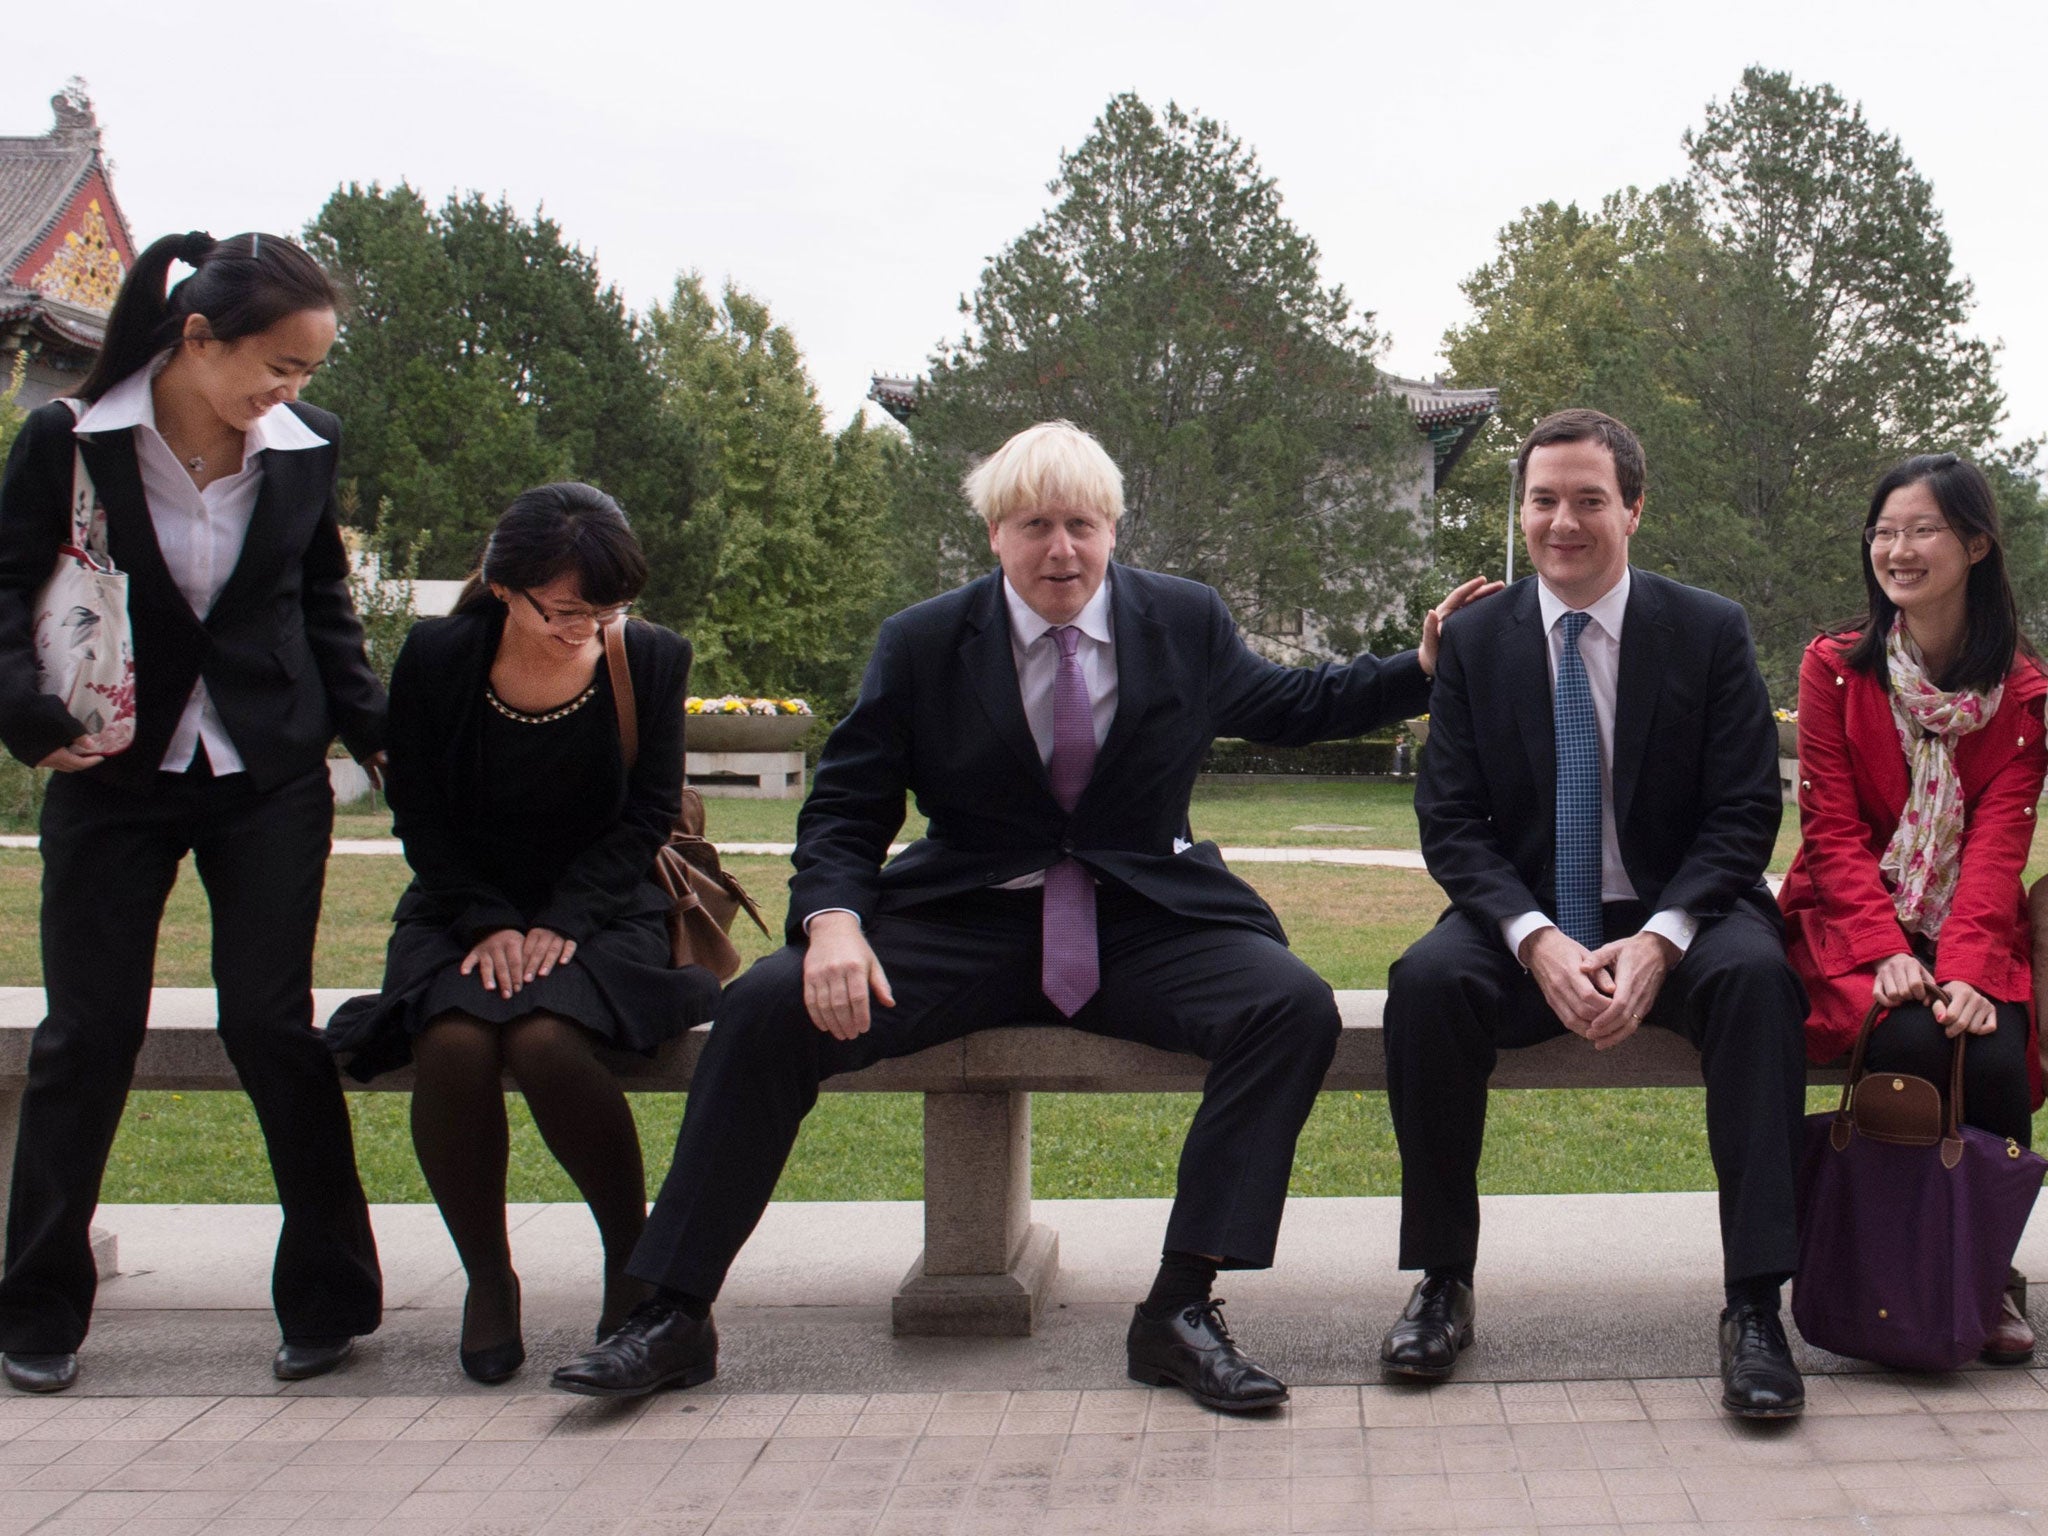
top-left (1793, 999), bottom-right (2046, 1372)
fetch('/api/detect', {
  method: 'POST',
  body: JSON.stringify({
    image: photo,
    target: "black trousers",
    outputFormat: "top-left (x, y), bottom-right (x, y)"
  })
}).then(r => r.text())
top-left (1859, 999), bottom-right (2034, 1147)
top-left (630, 884), bottom-right (1342, 1301)
top-left (1383, 900), bottom-right (1808, 1286)
top-left (0, 764), bottom-right (381, 1353)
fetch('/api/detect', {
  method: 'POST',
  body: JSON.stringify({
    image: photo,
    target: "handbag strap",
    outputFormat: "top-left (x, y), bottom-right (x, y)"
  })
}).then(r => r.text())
top-left (603, 619), bottom-right (638, 771)
top-left (1836, 989), bottom-right (1969, 1142)
top-left (58, 398), bottom-right (104, 559)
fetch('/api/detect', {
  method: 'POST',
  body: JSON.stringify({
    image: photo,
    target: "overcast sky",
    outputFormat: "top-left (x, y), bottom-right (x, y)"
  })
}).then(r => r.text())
top-left (13, 0), bottom-right (2047, 454)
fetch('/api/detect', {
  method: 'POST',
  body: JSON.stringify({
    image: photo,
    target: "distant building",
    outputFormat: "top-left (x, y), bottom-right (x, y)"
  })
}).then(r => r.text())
top-left (1, 86), bottom-right (137, 408)
top-left (867, 370), bottom-right (1498, 658)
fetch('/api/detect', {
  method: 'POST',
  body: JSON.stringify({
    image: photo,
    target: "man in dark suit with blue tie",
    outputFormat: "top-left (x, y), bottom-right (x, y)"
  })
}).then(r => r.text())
top-left (554, 420), bottom-right (1496, 1410)
top-left (1377, 409), bottom-right (1810, 1418)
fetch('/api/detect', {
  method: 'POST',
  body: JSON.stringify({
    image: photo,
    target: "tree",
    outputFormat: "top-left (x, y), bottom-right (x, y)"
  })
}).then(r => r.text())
top-left (303, 185), bottom-right (710, 621)
top-left (645, 275), bottom-right (898, 706)
top-left (900, 93), bottom-right (1418, 655)
top-left (1442, 69), bottom-right (2011, 698)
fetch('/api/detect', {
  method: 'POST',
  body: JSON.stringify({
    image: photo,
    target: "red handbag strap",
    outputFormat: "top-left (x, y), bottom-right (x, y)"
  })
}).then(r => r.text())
top-left (604, 620), bottom-right (638, 771)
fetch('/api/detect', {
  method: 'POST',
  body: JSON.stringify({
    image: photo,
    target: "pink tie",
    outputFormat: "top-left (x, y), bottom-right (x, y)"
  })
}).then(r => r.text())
top-left (1042, 625), bottom-right (1099, 1017)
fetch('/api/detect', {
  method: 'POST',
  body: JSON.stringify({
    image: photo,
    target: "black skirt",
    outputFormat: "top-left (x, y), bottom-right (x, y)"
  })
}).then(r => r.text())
top-left (324, 881), bottom-right (720, 1082)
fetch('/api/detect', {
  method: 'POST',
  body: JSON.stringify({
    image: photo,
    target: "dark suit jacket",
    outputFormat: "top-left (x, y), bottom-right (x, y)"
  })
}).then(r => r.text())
top-left (380, 608), bottom-right (691, 945)
top-left (787, 563), bottom-right (1434, 945)
top-left (0, 398), bottom-right (386, 790)
top-left (1416, 568), bottom-right (1782, 941)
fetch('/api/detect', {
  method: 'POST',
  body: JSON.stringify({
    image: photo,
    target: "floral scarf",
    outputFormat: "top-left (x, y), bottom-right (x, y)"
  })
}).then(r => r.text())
top-left (1881, 618), bottom-right (2002, 938)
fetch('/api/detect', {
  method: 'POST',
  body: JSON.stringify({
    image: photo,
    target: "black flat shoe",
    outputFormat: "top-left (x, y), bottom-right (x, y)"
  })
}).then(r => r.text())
top-left (1380, 1274), bottom-right (1474, 1381)
top-left (460, 1273), bottom-right (525, 1385)
top-left (3, 1352), bottom-right (78, 1393)
top-left (1126, 1299), bottom-right (1288, 1413)
top-left (273, 1337), bottom-right (354, 1382)
top-left (1719, 1303), bottom-right (1804, 1419)
top-left (551, 1299), bottom-right (717, 1399)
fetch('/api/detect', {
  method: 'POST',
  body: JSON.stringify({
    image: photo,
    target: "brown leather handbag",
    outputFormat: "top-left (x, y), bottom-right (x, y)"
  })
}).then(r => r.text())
top-left (604, 622), bottom-right (769, 980)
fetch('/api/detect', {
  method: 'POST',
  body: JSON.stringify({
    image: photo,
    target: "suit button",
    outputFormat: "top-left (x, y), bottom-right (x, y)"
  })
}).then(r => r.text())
top-left (1835, 675), bottom-right (1845, 685)
top-left (1801, 780), bottom-right (1812, 791)
top-left (1060, 841), bottom-right (1075, 855)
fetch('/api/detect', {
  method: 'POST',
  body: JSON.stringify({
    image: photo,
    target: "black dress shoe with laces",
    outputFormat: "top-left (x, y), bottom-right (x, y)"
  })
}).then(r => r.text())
top-left (551, 1299), bottom-right (717, 1399)
top-left (1380, 1275), bottom-right (1474, 1381)
top-left (1126, 1299), bottom-right (1288, 1412)
top-left (3, 1352), bottom-right (78, 1393)
top-left (273, 1337), bottom-right (355, 1382)
top-left (1718, 1304), bottom-right (1804, 1419)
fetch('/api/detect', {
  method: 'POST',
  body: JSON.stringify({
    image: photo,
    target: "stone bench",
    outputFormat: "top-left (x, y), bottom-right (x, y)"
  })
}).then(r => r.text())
top-left (0, 987), bottom-right (1842, 1339)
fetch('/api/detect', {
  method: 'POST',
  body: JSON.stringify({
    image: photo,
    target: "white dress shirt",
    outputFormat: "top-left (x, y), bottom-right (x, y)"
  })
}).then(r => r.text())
top-left (803, 574), bottom-right (1122, 928)
top-left (72, 358), bottom-right (329, 774)
top-left (990, 574), bottom-right (1119, 891)
top-left (1500, 569), bottom-right (1698, 961)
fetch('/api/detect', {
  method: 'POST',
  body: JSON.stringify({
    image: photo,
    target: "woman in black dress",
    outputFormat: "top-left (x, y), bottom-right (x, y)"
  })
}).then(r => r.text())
top-left (326, 483), bottom-right (717, 1382)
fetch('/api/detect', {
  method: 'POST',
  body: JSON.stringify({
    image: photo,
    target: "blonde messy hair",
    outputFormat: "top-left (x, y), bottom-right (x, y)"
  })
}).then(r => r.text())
top-left (961, 420), bottom-right (1124, 529)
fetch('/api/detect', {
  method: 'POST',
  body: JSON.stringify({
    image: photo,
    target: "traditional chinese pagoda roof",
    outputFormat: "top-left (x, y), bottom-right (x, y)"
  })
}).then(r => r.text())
top-left (867, 371), bottom-right (1499, 491)
top-left (0, 88), bottom-right (135, 360)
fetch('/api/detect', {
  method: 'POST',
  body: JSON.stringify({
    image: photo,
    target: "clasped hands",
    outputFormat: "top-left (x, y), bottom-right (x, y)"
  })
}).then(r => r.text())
top-left (461, 926), bottom-right (577, 998)
top-left (1518, 926), bottom-right (1681, 1050)
top-left (1871, 952), bottom-right (1996, 1038)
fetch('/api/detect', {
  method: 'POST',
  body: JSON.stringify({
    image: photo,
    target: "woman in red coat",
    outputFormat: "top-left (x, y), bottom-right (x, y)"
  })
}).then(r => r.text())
top-left (1780, 452), bottom-right (2045, 1364)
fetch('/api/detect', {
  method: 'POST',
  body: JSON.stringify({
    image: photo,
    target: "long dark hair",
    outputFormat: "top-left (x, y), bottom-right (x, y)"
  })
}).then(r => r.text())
top-left (76, 230), bottom-right (341, 402)
top-left (452, 483), bottom-right (649, 615)
top-left (1834, 453), bottom-right (2034, 691)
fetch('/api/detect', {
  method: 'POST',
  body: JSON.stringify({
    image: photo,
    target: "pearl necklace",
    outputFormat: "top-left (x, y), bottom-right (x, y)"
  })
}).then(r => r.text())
top-left (484, 681), bottom-right (597, 724)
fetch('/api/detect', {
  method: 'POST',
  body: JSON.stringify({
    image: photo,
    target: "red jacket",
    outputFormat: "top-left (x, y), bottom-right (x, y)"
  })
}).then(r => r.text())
top-left (1779, 633), bottom-right (2047, 1105)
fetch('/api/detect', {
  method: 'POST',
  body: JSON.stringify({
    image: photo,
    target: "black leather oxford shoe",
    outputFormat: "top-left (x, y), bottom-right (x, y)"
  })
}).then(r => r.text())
top-left (273, 1337), bottom-right (355, 1382)
top-left (3, 1351), bottom-right (78, 1393)
top-left (551, 1299), bottom-right (717, 1399)
top-left (1126, 1299), bottom-right (1288, 1413)
top-left (1718, 1304), bottom-right (1804, 1419)
top-left (1379, 1274), bottom-right (1475, 1381)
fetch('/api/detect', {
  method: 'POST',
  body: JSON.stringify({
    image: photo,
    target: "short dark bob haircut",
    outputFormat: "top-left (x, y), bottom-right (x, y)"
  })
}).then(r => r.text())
top-left (1833, 453), bottom-right (2035, 693)
top-left (1513, 407), bottom-right (1647, 509)
top-left (453, 482), bottom-right (648, 616)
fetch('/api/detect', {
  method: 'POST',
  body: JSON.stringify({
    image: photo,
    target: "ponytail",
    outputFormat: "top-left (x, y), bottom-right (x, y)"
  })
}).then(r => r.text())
top-left (76, 230), bottom-right (341, 402)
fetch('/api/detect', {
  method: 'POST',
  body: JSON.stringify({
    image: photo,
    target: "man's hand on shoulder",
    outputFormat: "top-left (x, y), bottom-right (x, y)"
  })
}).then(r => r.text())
top-left (801, 911), bottom-right (896, 1041)
top-left (1578, 931), bottom-right (1680, 1050)
top-left (1419, 577), bottom-right (1506, 677)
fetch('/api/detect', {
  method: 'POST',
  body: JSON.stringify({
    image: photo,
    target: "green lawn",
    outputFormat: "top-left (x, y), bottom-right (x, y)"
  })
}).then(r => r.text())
top-left (7, 776), bottom-right (2047, 1205)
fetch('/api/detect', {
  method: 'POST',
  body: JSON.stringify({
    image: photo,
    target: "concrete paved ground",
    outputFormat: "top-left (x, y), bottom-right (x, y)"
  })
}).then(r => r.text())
top-left (7, 1196), bottom-right (2048, 1533)
top-left (61, 1194), bottom-right (2048, 1398)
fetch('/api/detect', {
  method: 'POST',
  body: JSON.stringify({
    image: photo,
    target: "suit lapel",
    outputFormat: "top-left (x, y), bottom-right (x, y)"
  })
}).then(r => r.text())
top-left (1089, 565), bottom-right (1155, 776)
top-left (1611, 569), bottom-right (1665, 835)
top-left (206, 449), bottom-right (302, 624)
top-left (80, 433), bottom-right (205, 641)
top-left (1506, 579), bottom-right (1554, 803)
top-left (958, 573), bottom-right (1054, 796)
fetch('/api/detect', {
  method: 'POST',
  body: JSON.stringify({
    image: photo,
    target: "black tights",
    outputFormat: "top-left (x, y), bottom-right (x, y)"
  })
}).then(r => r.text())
top-left (411, 1011), bottom-right (651, 1348)
top-left (1861, 1000), bottom-right (2035, 1147)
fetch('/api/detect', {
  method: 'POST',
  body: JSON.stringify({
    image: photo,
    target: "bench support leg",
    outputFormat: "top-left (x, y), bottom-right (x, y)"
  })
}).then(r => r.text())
top-left (892, 1090), bottom-right (1058, 1337)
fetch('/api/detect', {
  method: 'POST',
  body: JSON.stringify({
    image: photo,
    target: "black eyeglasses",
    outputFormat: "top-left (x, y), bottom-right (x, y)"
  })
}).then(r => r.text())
top-left (519, 590), bottom-right (630, 631)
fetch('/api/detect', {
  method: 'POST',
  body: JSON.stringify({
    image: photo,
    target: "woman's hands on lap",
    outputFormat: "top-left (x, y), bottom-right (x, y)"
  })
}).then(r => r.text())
top-left (1933, 978), bottom-right (1998, 1037)
top-left (461, 927), bottom-right (578, 998)
top-left (1871, 953), bottom-right (1998, 1036)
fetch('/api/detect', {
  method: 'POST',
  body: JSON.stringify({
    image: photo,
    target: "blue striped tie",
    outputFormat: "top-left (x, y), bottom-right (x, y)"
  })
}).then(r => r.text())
top-left (1554, 611), bottom-right (1603, 950)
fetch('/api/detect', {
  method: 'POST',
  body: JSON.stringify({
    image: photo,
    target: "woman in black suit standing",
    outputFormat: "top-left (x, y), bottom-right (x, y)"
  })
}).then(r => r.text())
top-left (326, 485), bottom-right (717, 1383)
top-left (0, 232), bottom-right (388, 1393)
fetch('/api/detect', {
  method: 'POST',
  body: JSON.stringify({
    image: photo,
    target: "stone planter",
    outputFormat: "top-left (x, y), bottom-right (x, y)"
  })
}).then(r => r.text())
top-left (1776, 720), bottom-right (1799, 761)
top-left (1405, 717), bottom-right (1430, 750)
top-left (685, 714), bottom-right (812, 754)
